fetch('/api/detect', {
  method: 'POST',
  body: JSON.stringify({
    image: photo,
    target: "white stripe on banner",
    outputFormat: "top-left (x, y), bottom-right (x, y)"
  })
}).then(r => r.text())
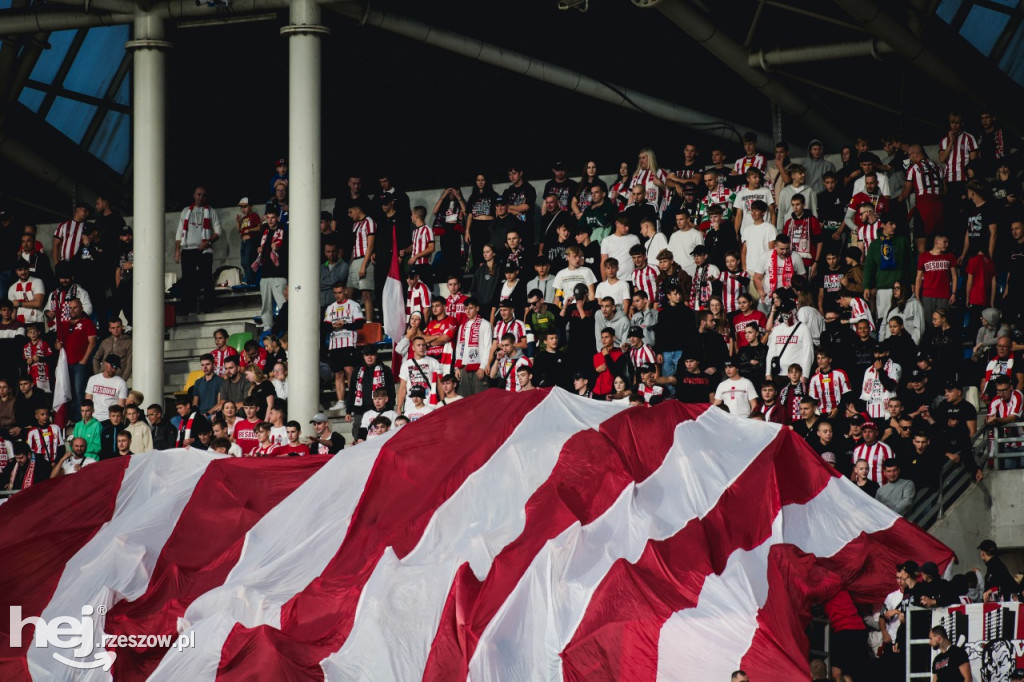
top-left (148, 437), bottom-right (388, 682)
top-left (27, 449), bottom-right (220, 682)
top-left (320, 391), bottom-right (626, 681)
top-left (654, 475), bottom-right (899, 679)
top-left (466, 408), bottom-right (779, 682)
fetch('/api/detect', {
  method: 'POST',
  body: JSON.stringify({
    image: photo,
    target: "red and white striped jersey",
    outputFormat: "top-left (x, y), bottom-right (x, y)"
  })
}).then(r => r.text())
top-left (906, 159), bottom-right (944, 196)
top-left (808, 369), bottom-right (851, 414)
top-left (406, 282), bottom-right (431, 322)
top-left (493, 318), bottom-right (526, 343)
top-left (630, 169), bottom-right (669, 208)
top-left (857, 220), bottom-right (882, 252)
top-left (848, 297), bottom-right (875, 332)
top-left (54, 220), bottom-right (85, 262)
top-left (631, 265), bottom-right (659, 301)
top-left (250, 442), bottom-right (280, 457)
top-left (411, 225), bottom-right (434, 265)
top-left (988, 390), bottom-right (1024, 445)
top-left (27, 425), bottom-right (64, 463)
top-left (636, 382), bottom-right (664, 403)
top-left (497, 355), bottom-right (532, 392)
top-left (853, 440), bottom-right (893, 484)
top-left (628, 343), bottom-right (656, 369)
top-left (718, 269), bottom-right (749, 314)
top-left (939, 131), bottom-right (978, 183)
top-left (324, 299), bottom-right (364, 350)
top-left (210, 346), bottom-right (238, 378)
top-left (351, 217), bottom-right (376, 260)
top-left (733, 154), bottom-right (767, 175)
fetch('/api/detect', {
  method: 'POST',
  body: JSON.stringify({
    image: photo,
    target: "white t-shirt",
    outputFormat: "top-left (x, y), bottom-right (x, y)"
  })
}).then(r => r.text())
top-left (740, 221), bottom-right (777, 274)
top-left (595, 280), bottom-right (631, 310)
top-left (404, 402), bottom-right (435, 422)
top-left (734, 187), bottom-right (775, 233)
top-left (552, 266), bottom-right (597, 299)
top-left (84, 373), bottom-right (128, 421)
top-left (600, 233), bottom-right (641, 279)
top-left (644, 232), bottom-right (668, 261)
top-left (270, 425), bottom-right (288, 446)
top-left (398, 355), bottom-right (441, 401)
top-left (714, 377), bottom-right (757, 418)
top-left (667, 228), bottom-right (705, 276)
top-left (61, 455), bottom-right (95, 475)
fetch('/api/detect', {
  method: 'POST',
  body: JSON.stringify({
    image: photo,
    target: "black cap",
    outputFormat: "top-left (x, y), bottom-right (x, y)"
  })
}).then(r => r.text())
top-left (572, 371), bottom-right (588, 381)
top-left (916, 350), bottom-right (933, 361)
top-left (405, 265), bottom-right (421, 278)
top-left (320, 211), bottom-right (333, 221)
top-left (361, 345), bottom-right (379, 355)
top-left (978, 539), bottom-right (998, 554)
top-left (723, 358), bottom-right (735, 367)
top-left (920, 561), bottom-right (939, 577)
top-left (849, 414), bottom-right (864, 426)
top-left (494, 194), bottom-right (506, 204)
top-left (639, 364), bottom-right (656, 374)
top-left (690, 245), bottom-right (708, 256)
top-left (944, 380), bottom-right (962, 391)
top-left (378, 192), bottom-right (395, 204)
top-left (553, 161), bottom-right (566, 170)
top-left (627, 326), bottom-right (644, 339)
top-left (681, 182), bottom-right (697, 192)
top-left (498, 299), bottom-right (514, 308)
top-left (104, 354), bottom-right (121, 369)
top-left (408, 385), bottom-right (426, 398)
top-left (908, 369), bottom-right (926, 381)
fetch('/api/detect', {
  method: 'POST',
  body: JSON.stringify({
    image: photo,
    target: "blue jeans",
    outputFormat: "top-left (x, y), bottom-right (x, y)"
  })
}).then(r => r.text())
top-left (70, 363), bottom-right (89, 419)
top-left (661, 350), bottom-right (681, 394)
top-left (240, 239), bottom-right (259, 285)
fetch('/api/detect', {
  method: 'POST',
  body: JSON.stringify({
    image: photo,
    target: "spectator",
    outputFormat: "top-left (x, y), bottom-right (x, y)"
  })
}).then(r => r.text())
top-left (601, 215), bottom-right (641, 279)
top-left (978, 539), bottom-right (1018, 602)
top-left (1, 441), bottom-right (50, 491)
top-left (71, 400), bottom-right (101, 460)
top-left (220, 356), bottom-right (251, 407)
top-left (92, 318), bottom-right (132, 380)
top-left (174, 186), bottom-right (221, 314)
top-left (244, 365), bottom-right (276, 421)
top-left (52, 202), bottom-right (89, 266)
top-left (916, 234), bottom-right (959, 321)
top-left (875, 458), bottom-right (915, 515)
top-left (85, 354), bottom-right (128, 422)
top-left (99, 405), bottom-right (128, 460)
top-left (146, 403), bottom-right (175, 450)
top-left (56, 297), bottom-right (96, 417)
top-left (713, 360), bottom-right (757, 418)
top-left (191, 353), bottom-right (224, 418)
top-left (851, 458), bottom-right (879, 497)
top-left (308, 412), bottom-right (345, 454)
top-left (863, 216), bottom-right (912, 319)
top-left (319, 242), bottom-right (349, 308)
top-left (124, 403), bottom-right (153, 454)
top-left (667, 210), bottom-right (704, 277)
top-left (50, 437), bottom-right (92, 478)
top-left (173, 396), bottom-right (210, 448)
top-left (454, 298), bottom-right (492, 397)
top-left (928, 625), bottom-right (971, 682)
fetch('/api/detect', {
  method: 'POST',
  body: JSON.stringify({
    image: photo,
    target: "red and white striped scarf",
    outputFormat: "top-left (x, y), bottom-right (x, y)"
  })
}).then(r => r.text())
top-left (5, 457), bottom-right (36, 491)
top-left (766, 253), bottom-right (795, 292)
top-left (182, 205), bottom-right (214, 242)
top-left (10, 280), bottom-right (38, 324)
top-left (257, 226), bottom-right (285, 267)
top-left (47, 285), bottom-right (83, 330)
top-left (177, 413), bottom-right (197, 447)
top-left (251, 442), bottom-right (279, 457)
top-left (636, 383), bottom-right (664, 403)
top-left (456, 317), bottom-right (484, 371)
top-left (499, 355), bottom-right (531, 392)
top-left (689, 264), bottom-right (715, 310)
top-left (353, 364), bottom-right (386, 409)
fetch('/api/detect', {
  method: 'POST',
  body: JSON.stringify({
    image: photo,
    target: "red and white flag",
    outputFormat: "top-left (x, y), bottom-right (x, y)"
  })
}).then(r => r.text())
top-left (51, 348), bottom-right (71, 429)
top-left (0, 391), bottom-right (954, 681)
top-left (382, 223), bottom-right (406, 367)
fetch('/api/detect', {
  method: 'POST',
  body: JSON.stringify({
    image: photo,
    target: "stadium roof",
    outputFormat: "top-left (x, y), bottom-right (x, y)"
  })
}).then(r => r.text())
top-left (0, 0), bottom-right (1021, 221)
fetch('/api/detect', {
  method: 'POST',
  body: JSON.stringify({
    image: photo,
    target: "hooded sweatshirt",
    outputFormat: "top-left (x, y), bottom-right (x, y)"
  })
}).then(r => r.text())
top-left (594, 307), bottom-right (630, 350)
top-left (803, 139), bottom-right (837, 193)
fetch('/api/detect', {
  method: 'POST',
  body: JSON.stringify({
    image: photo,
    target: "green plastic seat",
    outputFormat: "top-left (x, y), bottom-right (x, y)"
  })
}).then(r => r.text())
top-left (227, 331), bottom-right (252, 353)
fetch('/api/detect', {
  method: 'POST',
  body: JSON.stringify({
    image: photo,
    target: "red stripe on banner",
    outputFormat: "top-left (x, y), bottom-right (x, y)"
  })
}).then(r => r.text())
top-left (0, 457), bottom-right (130, 680)
top-left (560, 428), bottom-right (832, 682)
top-left (739, 526), bottom-right (955, 681)
top-left (214, 389), bottom-right (546, 681)
top-left (104, 456), bottom-right (327, 681)
top-left (422, 401), bottom-right (702, 682)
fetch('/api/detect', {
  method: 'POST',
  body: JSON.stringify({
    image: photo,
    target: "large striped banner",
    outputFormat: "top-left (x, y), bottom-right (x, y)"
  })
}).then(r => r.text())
top-left (0, 389), bottom-right (954, 680)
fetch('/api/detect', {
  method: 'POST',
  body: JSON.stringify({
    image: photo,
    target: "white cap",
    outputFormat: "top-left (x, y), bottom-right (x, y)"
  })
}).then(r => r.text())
top-left (238, 197), bottom-right (249, 206)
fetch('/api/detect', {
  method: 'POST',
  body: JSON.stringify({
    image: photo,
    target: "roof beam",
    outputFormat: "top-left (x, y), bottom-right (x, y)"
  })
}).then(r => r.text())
top-left (749, 40), bottom-right (895, 69)
top-left (653, 0), bottom-right (848, 147)
top-left (25, 77), bottom-right (130, 114)
top-left (328, 3), bottom-right (768, 144)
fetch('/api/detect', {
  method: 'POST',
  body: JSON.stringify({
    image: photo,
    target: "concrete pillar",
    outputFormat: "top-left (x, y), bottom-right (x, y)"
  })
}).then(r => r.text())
top-left (281, 0), bottom-right (328, 428)
top-left (126, 12), bottom-right (170, 410)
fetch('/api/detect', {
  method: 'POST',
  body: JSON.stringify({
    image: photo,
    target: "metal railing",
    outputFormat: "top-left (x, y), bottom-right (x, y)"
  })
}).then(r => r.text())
top-left (983, 420), bottom-right (1024, 470)
top-left (905, 427), bottom-right (990, 529)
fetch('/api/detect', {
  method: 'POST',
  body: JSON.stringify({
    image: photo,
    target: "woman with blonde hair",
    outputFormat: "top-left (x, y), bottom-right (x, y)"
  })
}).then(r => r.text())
top-left (245, 364), bottom-right (277, 420)
top-left (631, 147), bottom-right (668, 209)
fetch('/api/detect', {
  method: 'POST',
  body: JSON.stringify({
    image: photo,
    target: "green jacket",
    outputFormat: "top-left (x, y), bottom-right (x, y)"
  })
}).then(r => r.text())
top-left (863, 235), bottom-right (912, 290)
top-left (72, 418), bottom-right (103, 460)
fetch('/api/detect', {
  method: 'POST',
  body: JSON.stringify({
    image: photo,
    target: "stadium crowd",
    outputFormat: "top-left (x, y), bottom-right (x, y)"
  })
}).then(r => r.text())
top-left (1, 112), bottom-right (1023, 492)
top-left (0, 112), bottom-right (1020, 681)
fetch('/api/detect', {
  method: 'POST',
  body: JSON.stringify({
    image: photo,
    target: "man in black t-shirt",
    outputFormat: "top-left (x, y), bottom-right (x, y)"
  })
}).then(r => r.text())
top-left (542, 161), bottom-right (578, 214)
top-left (502, 166), bottom-right (538, 241)
top-left (657, 356), bottom-right (714, 403)
top-left (929, 625), bottom-right (971, 682)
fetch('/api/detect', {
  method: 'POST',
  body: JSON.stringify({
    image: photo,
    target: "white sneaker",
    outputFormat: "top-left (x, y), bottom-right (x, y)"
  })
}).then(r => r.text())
top-left (329, 401), bottom-right (346, 414)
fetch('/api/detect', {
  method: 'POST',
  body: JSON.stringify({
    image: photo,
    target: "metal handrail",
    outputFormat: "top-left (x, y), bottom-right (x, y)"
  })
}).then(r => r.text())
top-left (905, 427), bottom-right (989, 528)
